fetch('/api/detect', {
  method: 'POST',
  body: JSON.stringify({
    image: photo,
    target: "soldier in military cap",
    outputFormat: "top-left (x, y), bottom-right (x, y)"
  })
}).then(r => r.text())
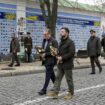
top-left (24, 32), bottom-right (33, 62)
top-left (87, 29), bottom-right (102, 74)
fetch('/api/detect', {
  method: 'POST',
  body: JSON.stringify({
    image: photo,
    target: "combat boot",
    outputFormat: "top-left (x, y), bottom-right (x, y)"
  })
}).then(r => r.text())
top-left (47, 91), bottom-right (58, 99)
top-left (64, 92), bottom-right (73, 100)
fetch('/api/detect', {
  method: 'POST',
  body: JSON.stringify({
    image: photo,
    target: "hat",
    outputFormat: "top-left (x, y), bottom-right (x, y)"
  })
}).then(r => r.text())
top-left (90, 29), bottom-right (96, 33)
top-left (27, 32), bottom-right (31, 35)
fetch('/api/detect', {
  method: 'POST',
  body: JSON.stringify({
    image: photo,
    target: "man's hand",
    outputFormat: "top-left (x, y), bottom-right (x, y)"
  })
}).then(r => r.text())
top-left (57, 56), bottom-right (62, 61)
top-left (13, 50), bottom-right (16, 53)
top-left (56, 56), bottom-right (62, 64)
top-left (51, 50), bottom-right (58, 56)
top-left (25, 48), bottom-right (27, 51)
top-left (97, 54), bottom-right (100, 57)
top-left (41, 53), bottom-right (45, 58)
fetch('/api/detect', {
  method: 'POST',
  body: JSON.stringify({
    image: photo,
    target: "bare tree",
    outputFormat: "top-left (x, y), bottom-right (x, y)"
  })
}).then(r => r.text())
top-left (39, 0), bottom-right (58, 38)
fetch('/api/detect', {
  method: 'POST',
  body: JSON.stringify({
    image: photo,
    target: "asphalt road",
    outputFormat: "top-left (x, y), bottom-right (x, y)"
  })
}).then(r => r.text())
top-left (0, 67), bottom-right (105, 105)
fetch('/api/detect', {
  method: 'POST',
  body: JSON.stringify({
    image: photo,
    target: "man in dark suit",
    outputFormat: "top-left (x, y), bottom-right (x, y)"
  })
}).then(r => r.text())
top-left (38, 28), bottom-right (58, 95)
top-left (48, 27), bottom-right (75, 100)
top-left (87, 29), bottom-right (102, 74)
top-left (41, 34), bottom-right (46, 65)
top-left (101, 33), bottom-right (105, 54)
top-left (8, 33), bottom-right (20, 67)
top-left (24, 32), bottom-right (33, 62)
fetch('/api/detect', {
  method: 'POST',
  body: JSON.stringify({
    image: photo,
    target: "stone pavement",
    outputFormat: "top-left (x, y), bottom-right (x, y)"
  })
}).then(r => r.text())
top-left (0, 57), bottom-right (105, 77)
top-left (0, 66), bottom-right (104, 105)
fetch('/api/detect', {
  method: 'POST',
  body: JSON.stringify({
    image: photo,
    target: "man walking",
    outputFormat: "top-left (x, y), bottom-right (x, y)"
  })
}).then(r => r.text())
top-left (48, 27), bottom-right (75, 100)
top-left (87, 29), bottom-right (102, 74)
top-left (101, 33), bottom-right (105, 54)
top-left (38, 28), bottom-right (58, 95)
top-left (8, 33), bottom-right (20, 67)
top-left (41, 34), bottom-right (46, 65)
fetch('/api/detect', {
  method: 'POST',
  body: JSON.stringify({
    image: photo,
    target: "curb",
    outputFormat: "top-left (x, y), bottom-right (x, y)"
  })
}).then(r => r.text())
top-left (0, 61), bottom-right (10, 64)
top-left (0, 63), bottom-right (105, 77)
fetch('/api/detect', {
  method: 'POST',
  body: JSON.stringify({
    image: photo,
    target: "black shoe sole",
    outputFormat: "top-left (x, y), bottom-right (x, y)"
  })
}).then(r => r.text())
top-left (38, 91), bottom-right (46, 95)
top-left (38, 92), bottom-right (46, 95)
top-left (8, 65), bottom-right (13, 67)
top-left (15, 65), bottom-right (20, 66)
top-left (90, 73), bottom-right (95, 74)
top-left (99, 69), bottom-right (102, 74)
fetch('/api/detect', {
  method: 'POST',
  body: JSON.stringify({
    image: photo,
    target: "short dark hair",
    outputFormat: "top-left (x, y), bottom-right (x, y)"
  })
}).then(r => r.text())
top-left (61, 27), bottom-right (70, 34)
top-left (45, 28), bottom-right (51, 34)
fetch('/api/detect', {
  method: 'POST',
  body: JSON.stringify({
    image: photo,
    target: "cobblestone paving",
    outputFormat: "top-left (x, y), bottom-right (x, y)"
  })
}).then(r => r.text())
top-left (0, 67), bottom-right (105, 105)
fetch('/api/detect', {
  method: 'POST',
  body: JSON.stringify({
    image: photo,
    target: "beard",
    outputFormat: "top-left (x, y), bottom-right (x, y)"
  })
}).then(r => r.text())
top-left (91, 35), bottom-right (95, 38)
top-left (60, 34), bottom-right (65, 38)
top-left (61, 35), bottom-right (67, 39)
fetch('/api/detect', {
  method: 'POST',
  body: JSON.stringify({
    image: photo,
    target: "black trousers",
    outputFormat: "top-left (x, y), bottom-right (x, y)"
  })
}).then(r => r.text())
top-left (90, 56), bottom-right (102, 73)
top-left (11, 53), bottom-right (20, 65)
top-left (25, 52), bottom-right (31, 62)
top-left (42, 65), bottom-right (56, 91)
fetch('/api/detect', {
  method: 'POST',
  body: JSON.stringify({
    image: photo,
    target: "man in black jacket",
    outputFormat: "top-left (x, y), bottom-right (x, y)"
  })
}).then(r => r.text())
top-left (101, 33), bottom-right (105, 54)
top-left (41, 34), bottom-right (46, 65)
top-left (38, 28), bottom-right (58, 95)
top-left (48, 27), bottom-right (75, 100)
top-left (87, 29), bottom-right (102, 74)
top-left (8, 33), bottom-right (20, 67)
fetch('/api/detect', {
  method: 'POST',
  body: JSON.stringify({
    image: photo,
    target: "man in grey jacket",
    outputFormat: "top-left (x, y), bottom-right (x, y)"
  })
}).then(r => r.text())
top-left (87, 29), bottom-right (102, 74)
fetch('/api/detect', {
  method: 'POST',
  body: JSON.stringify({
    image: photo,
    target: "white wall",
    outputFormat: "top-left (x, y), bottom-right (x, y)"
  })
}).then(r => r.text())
top-left (17, 1), bottom-right (26, 19)
top-left (17, 0), bottom-right (26, 33)
top-left (101, 17), bottom-right (105, 32)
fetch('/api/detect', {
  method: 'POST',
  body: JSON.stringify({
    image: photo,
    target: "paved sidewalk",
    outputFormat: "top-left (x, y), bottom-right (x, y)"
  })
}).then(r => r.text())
top-left (0, 57), bottom-right (105, 77)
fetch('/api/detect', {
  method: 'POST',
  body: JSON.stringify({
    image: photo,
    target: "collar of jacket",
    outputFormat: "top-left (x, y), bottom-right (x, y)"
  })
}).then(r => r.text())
top-left (61, 36), bottom-right (69, 42)
top-left (90, 36), bottom-right (96, 40)
top-left (47, 37), bottom-right (52, 42)
top-left (12, 37), bottom-right (17, 41)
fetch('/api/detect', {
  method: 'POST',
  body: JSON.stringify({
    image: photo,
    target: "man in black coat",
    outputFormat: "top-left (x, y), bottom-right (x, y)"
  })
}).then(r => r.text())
top-left (24, 32), bottom-right (33, 62)
top-left (87, 29), bottom-right (102, 74)
top-left (101, 33), bottom-right (105, 53)
top-left (41, 34), bottom-right (46, 65)
top-left (48, 27), bottom-right (75, 100)
top-left (38, 29), bottom-right (58, 95)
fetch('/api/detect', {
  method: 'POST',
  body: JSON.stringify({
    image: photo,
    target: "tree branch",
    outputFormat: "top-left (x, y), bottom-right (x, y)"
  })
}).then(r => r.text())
top-left (51, 0), bottom-right (58, 27)
top-left (39, 0), bottom-right (49, 27)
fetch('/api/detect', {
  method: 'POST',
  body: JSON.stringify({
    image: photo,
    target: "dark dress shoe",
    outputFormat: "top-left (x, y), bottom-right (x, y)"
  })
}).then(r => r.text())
top-left (38, 90), bottom-right (46, 95)
top-left (8, 64), bottom-right (13, 67)
top-left (99, 68), bottom-right (102, 74)
top-left (90, 72), bottom-right (95, 74)
top-left (15, 64), bottom-right (20, 66)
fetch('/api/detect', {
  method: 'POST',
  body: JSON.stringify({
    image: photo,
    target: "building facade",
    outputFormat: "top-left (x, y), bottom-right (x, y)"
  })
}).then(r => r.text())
top-left (0, 0), bottom-right (105, 59)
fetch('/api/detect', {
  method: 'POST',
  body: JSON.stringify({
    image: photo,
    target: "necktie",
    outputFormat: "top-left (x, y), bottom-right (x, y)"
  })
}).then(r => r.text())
top-left (44, 41), bottom-right (48, 50)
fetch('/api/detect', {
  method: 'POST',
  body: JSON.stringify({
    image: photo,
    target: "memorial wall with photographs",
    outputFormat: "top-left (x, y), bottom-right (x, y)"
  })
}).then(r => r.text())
top-left (26, 7), bottom-right (101, 53)
top-left (0, 3), bottom-right (16, 61)
top-left (0, 5), bottom-right (101, 61)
